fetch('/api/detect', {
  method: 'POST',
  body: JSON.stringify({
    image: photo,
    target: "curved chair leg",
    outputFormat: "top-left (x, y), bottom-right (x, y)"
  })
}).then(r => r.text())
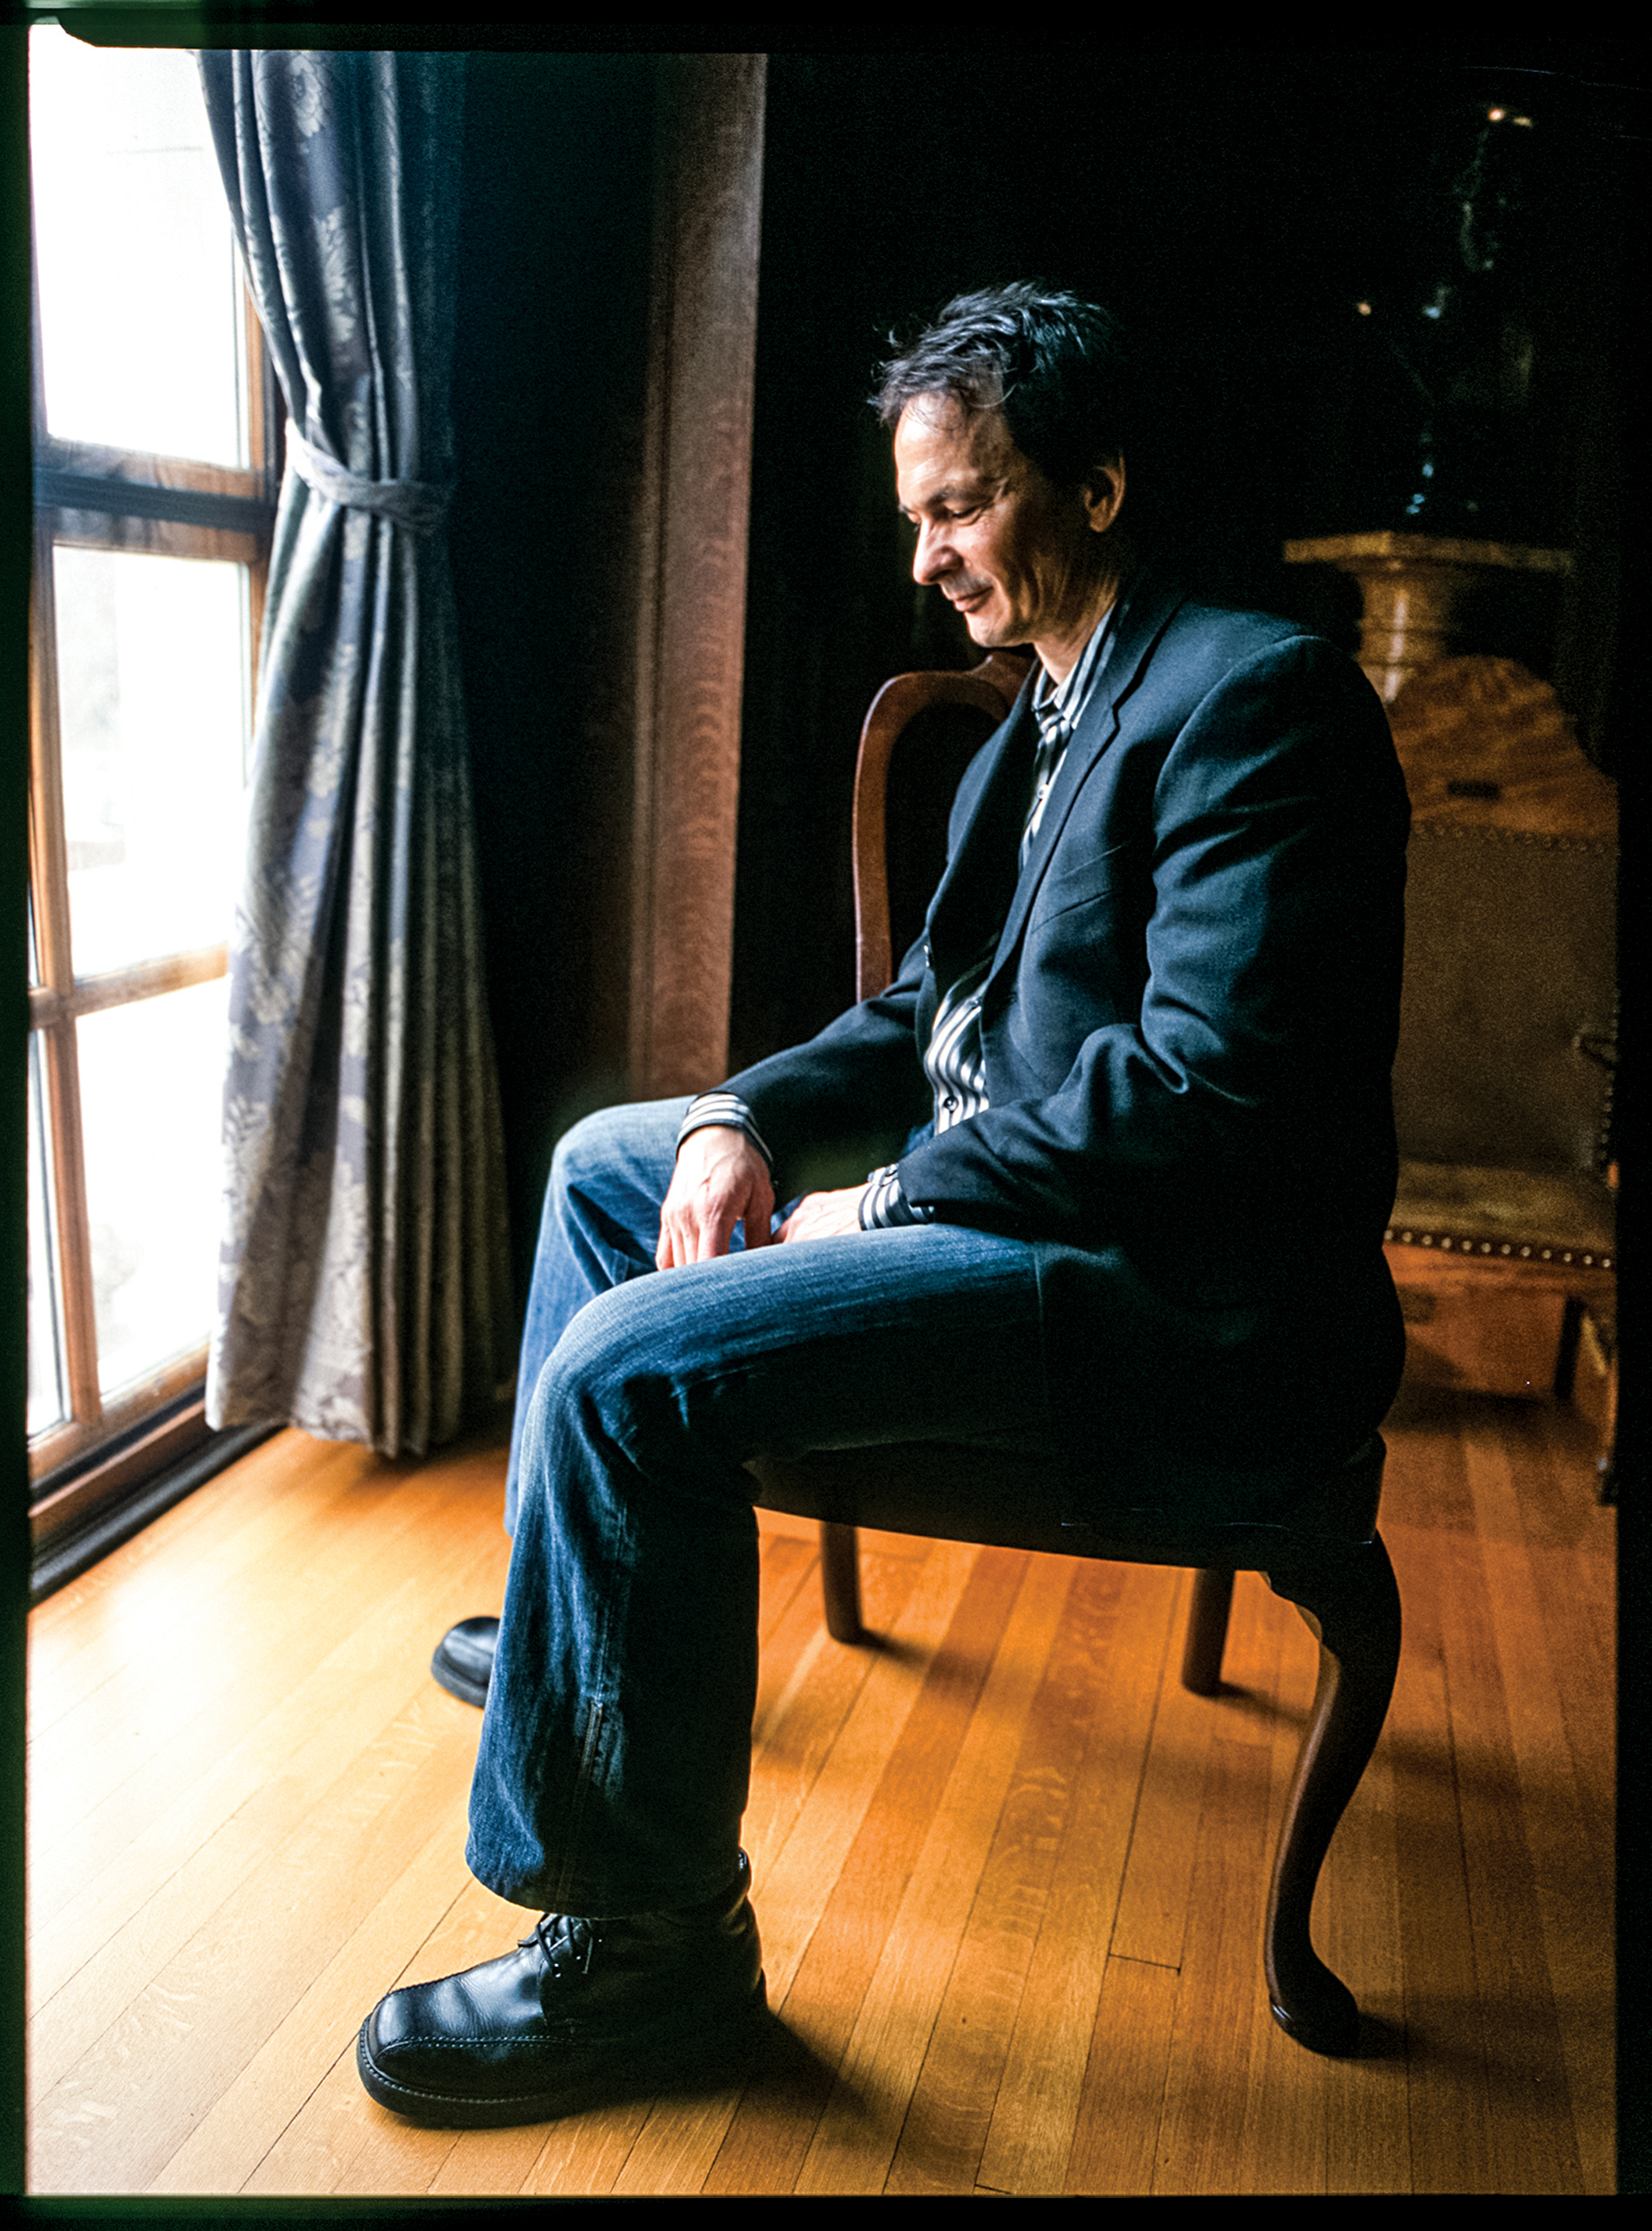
top-left (819, 1522), bottom-right (864, 1643)
top-left (1181, 1568), bottom-right (1235, 1695)
top-left (1261, 1532), bottom-right (1402, 2054)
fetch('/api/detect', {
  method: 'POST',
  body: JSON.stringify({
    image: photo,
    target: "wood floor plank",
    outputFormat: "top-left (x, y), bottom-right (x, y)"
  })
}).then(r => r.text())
top-left (795, 1549), bottom-right (1077, 2194)
top-left (28, 1455), bottom-right (502, 1871)
top-left (247, 2035), bottom-right (457, 2198)
top-left (886, 1556), bottom-right (1130, 2195)
top-left (28, 1520), bottom-right (506, 2061)
top-left (609, 2085), bottom-right (772, 2200)
top-left (26, 1428), bottom-right (324, 1663)
top-left (1062, 1955), bottom-right (1180, 2194)
top-left (1148, 1731), bottom-right (1277, 2194)
top-left (1107, 1562), bottom-right (1306, 1975)
top-left (978, 1559), bottom-right (1183, 2196)
top-left (1233, 1989), bottom-right (1330, 2199)
top-left (1316, 1728), bottom-right (1412, 2192)
top-left (1383, 1449), bottom-right (1497, 2194)
top-left (30, 1683), bottom-right (482, 2193)
top-left (28, 1434), bottom-right (392, 1726)
top-left (1462, 1413), bottom-right (1614, 2193)
top-left (1431, 1517), bottom-right (1587, 2193)
top-left (1202, 1592), bottom-right (1335, 2201)
top-left (756, 1531), bottom-right (818, 1648)
top-left (29, 1467), bottom-right (509, 1942)
top-left (29, 1444), bottom-right (473, 1761)
top-left (516, 2101), bottom-right (659, 2198)
top-left (738, 1538), bottom-right (991, 2002)
top-left (702, 1541), bottom-right (1014, 2194)
top-left (147, 1821), bottom-right (482, 2194)
top-left (743, 1545), bottom-right (930, 1882)
top-left (432, 2116), bottom-right (608, 2200)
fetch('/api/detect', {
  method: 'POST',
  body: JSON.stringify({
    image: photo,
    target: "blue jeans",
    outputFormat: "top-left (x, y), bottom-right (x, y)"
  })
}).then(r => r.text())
top-left (467, 1097), bottom-right (1058, 1915)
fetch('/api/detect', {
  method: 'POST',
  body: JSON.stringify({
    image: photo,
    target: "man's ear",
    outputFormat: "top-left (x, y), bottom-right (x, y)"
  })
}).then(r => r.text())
top-left (1084, 456), bottom-right (1126, 535)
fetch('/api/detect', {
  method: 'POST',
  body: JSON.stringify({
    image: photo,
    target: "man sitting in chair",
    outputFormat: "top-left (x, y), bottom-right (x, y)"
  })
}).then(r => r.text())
top-left (357, 283), bottom-right (1409, 2127)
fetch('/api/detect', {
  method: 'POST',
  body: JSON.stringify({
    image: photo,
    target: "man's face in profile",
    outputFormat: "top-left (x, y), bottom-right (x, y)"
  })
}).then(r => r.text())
top-left (894, 395), bottom-right (1120, 669)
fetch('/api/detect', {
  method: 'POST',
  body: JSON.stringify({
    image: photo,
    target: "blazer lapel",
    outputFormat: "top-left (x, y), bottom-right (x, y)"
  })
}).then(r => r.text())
top-left (983, 570), bottom-right (1186, 988)
top-left (923, 683), bottom-right (1040, 994)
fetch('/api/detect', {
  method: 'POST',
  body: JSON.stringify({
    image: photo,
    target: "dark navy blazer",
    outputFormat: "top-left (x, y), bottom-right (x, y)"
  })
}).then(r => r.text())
top-left (725, 573), bottom-right (1411, 1488)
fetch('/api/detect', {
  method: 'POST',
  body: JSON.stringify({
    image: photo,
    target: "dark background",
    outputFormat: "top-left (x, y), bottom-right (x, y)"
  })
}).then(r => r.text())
top-left (447, 47), bottom-right (1637, 1302)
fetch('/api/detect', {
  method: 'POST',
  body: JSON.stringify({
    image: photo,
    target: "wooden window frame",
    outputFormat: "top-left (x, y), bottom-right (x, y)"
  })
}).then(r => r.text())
top-left (26, 258), bottom-right (280, 1508)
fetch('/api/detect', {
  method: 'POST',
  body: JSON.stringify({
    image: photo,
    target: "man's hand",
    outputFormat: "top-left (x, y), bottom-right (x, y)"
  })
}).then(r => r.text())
top-left (776, 1187), bottom-right (869, 1243)
top-left (656, 1127), bottom-right (776, 1269)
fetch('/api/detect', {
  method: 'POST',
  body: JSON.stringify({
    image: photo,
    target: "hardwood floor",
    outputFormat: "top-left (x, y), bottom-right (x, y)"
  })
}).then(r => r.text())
top-left (26, 1378), bottom-right (1615, 2194)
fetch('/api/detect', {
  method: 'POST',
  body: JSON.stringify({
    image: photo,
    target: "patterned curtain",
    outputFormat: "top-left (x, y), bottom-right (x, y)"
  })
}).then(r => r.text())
top-left (198, 50), bottom-right (512, 1455)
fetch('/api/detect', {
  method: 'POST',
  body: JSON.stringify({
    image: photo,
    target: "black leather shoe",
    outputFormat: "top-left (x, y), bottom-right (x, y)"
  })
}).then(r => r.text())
top-left (357, 1854), bottom-right (767, 2127)
top-left (430, 1615), bottom-right (498, 1708)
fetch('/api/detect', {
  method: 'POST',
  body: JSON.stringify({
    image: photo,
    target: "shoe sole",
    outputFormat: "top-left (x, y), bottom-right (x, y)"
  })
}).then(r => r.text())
top-left (429, 1645), bottom-right (490, 1709)
top-left (356, 1975), bottom-right (769, 2128)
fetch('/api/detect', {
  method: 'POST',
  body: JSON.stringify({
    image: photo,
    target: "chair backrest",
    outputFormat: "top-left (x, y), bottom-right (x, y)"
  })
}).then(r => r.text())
top-left (850, 654), bottom-right (1032, 999)
top-left (1394, 823), bottom-right (1617, 1177)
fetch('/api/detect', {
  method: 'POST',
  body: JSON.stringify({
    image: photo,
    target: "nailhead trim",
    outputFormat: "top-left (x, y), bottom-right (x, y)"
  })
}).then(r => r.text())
top-left (1384, 1226), bottom-right (1611, 1269)
top-left (1412, 821), bottom-right (1615, 857)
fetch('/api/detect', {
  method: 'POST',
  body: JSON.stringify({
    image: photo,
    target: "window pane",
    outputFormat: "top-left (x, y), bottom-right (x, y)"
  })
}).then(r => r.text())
top-left (78, 979), bottom-right (228, 1401)
top-left (30, 26), bottom-right (246, 465)
top-left (54, 545), bottom-right (250, 978)
top-left (27, 1035), bottom-right (68, 1438)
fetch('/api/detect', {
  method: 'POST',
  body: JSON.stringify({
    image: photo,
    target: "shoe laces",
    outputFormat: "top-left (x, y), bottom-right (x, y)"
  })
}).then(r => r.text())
top-left (523, 1911), bottom-right (601, 1981)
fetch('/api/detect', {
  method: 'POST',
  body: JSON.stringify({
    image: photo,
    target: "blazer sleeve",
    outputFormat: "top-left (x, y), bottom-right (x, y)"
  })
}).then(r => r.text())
top-left (887, 633), bottom-right (1408, 1276)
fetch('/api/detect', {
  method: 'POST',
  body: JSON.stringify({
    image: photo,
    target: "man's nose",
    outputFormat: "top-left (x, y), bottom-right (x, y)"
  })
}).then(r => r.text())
top-left (912, 520), bottom-right (955, 583)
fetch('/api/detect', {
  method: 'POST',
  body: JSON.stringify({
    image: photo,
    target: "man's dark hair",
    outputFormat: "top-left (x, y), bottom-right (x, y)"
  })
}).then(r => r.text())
top-left (874, 283), bottom-right (1134, 495)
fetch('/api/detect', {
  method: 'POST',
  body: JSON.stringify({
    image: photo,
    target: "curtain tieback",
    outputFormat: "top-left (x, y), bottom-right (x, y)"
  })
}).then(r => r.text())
top-left (286, 426), bottom-right (454, 536)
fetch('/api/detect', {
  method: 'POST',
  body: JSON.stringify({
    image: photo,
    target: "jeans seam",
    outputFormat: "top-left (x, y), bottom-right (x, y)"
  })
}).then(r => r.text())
top-left (550, 1698), bottom-right (607, 1912)
top-left (545, 1468), bottom-right (635, 1910)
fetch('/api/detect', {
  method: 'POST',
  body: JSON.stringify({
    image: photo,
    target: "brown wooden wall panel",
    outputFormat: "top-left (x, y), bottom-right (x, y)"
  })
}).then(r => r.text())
top-left (629, 54), bottom-right (766, 1099)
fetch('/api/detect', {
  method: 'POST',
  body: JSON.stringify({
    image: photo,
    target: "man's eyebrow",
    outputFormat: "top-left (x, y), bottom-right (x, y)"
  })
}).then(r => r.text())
top-left (898, 477), bottom-right (997, 517)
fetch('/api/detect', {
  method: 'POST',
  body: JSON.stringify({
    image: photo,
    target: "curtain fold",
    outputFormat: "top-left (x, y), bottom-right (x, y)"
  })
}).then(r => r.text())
top-left (199, 49), bottom-right (511, 1455)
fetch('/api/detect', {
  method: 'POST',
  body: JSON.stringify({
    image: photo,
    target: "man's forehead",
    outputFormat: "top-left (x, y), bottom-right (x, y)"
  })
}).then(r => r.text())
top-left (894, 396), bottom-right (1019, 503)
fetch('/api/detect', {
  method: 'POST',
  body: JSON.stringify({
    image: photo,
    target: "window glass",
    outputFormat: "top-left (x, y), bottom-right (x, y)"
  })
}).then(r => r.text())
top-left (55, 544), bottom-right (250, 978)
top-left (77, 978), bottom-right (231, 1402)
top-left (30, 26), bottom-right (246, 464)
top-left (27, 23), bottom-right (267, 1489)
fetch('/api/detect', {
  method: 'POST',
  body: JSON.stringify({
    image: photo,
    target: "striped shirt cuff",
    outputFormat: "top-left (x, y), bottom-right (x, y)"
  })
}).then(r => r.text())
top-left (859, 1164), bottom-right (936, 1229)
top-left (676, 1091), bottom-right (774, 1169)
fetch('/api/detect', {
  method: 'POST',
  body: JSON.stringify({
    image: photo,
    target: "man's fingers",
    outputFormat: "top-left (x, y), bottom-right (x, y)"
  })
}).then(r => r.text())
top-left (656, 1197), bottom-right (738, 1268)
top-left (657, 1192), bottom-right (767, 1266)
top-left (775, 1185), bottom-right (869, 1243)
top-left (656, 1127), bottom-right (775, 1269)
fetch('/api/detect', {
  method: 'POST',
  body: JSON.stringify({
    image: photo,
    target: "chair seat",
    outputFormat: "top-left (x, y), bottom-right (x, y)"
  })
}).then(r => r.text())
top-left (747, 1434), bottom-right (1383, 1572)
top-left (1387, 1158), bottom-right (1615, 1268)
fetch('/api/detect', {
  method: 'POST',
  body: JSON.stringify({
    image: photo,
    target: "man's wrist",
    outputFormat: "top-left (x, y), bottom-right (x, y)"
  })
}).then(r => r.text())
top-left (859, 1164), bottom-right (936, 1229)
top-left (676, 1092), bottom-right (774, 1170)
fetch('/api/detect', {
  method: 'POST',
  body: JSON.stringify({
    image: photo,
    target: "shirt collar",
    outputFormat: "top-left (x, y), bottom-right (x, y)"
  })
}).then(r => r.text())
top-left (1031, 579), bottom-right (1130, 744)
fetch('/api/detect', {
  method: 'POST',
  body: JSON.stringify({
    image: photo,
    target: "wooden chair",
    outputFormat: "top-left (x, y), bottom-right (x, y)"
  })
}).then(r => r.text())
top-left (747, 653), bottom-right (1402, 2057)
